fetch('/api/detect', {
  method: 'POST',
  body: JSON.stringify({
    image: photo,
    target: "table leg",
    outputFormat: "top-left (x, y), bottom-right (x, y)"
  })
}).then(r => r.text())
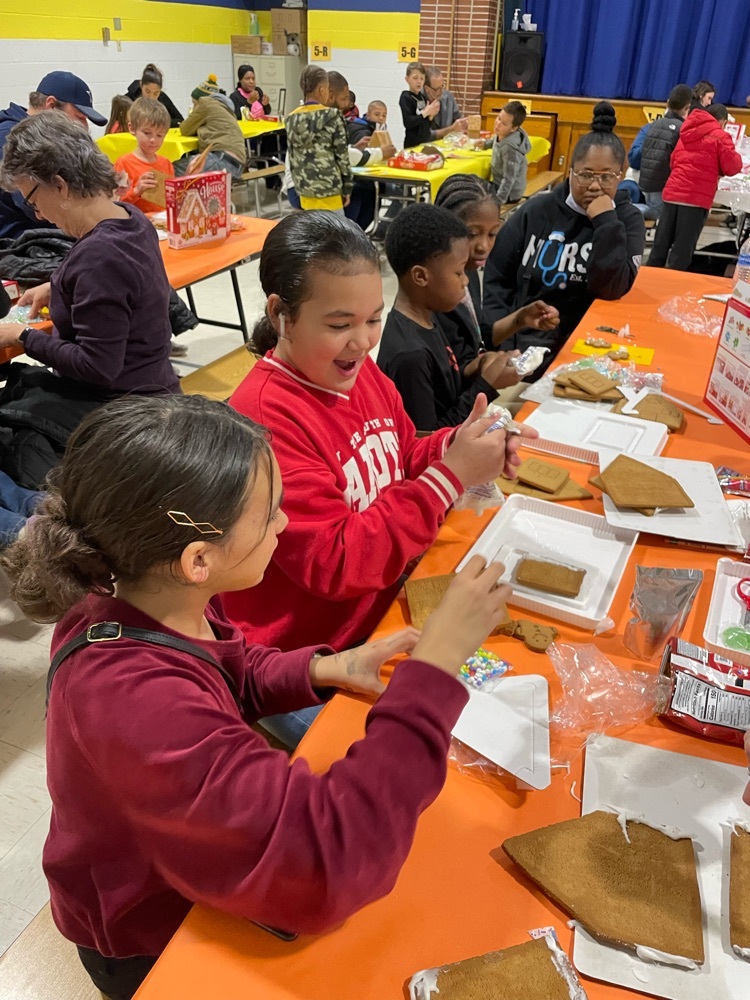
top-left (178, 269), bottom-right (250, 343)
top-left (230, 267), bottom-right (250, 343)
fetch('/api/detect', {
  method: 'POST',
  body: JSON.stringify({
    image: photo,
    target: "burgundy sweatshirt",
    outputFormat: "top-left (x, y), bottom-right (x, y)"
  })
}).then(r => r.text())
top-left (22, 205), bottom-right (179, 397)
top-left (44, 594), bottom-right (468, 958)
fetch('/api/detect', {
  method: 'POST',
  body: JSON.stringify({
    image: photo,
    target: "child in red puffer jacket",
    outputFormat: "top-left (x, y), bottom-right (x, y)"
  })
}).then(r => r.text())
top-left (648, 104), bottom-right (742, 270)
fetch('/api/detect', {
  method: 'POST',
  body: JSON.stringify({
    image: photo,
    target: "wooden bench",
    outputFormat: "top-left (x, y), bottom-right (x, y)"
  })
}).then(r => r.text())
top-left (0, 903), bottom-right (100, 1000)
top-left (238, 164), bottom-right (285, 218)
top-left (180, 345), bottom-right (259, 401)
top-left (499, 170), bottom-right (564, 217)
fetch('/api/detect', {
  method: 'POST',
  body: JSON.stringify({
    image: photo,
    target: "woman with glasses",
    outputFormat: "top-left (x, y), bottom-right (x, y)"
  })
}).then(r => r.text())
top-left (0, 110), bottom-right (178, 512)
top-left (482, 101), bottom-right (645, 377)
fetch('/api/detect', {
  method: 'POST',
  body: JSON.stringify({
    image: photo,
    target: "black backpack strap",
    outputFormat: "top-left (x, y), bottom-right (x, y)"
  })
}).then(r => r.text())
top-left (46, 621), bottom-right (243, 712)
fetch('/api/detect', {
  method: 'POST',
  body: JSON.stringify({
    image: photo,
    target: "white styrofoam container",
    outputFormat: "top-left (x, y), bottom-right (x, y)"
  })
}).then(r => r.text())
top-left (522, 399), bottom-right (668, 464)
top-left (703, 557), bottom-right (750, 667)
top-left (598, 452), bottom-right (744, 548)
top-left (577, 735), bottom-right (750, 1000)
top-left (452, 675), bottom-right (550, 790)
top-left (456, 495), bottom-right (639, 630)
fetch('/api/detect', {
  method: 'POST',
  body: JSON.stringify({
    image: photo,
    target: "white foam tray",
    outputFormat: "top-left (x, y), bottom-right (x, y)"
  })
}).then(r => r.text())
top-left (598, 451), bottom-right (744, 548)
top-left (452, 675), bottom-right (550, 789)
top-left (576, 735), bottom-right (750, 1000)
top-left (522, 399), bottom-right (668, 464)
top-left (704, 557), bottom-right (750, 667)
top-left (456, 495), bottom-right (638, 630)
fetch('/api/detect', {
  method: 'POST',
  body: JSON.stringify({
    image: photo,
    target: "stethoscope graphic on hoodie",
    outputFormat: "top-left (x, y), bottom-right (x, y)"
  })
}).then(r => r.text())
top-left (535, 230), bottom-right (569, 289)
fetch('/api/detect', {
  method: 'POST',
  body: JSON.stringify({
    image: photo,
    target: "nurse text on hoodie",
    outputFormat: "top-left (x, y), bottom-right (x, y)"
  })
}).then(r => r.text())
top-left (491, 127), bottom-right (532, 203)
top-left (483, 181), bottom-right (645, 371)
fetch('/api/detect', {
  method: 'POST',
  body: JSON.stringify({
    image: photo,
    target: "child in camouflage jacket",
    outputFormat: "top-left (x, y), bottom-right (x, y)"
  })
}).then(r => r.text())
top-left (286, 66), bottom-right (353, 214)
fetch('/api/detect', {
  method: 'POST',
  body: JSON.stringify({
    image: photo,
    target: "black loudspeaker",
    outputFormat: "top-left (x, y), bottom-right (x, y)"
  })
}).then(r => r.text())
top-left (499, 31), bottom-right (544, 93)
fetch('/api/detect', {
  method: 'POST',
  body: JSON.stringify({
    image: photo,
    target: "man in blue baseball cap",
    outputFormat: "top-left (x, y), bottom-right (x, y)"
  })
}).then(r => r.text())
top-left (0, 71), bottom-right (106, 238)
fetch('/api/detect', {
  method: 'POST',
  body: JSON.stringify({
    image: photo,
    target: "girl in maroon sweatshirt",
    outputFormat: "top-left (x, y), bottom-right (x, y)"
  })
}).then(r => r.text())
top-left (1, 392), bottom-right (510, 1000)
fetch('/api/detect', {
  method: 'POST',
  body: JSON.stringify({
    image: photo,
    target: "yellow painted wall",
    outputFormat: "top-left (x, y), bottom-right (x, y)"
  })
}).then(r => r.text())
top-left (0, 1), bottom-right (249, 44)
top-left (307, 10), bottom-right (419, 52)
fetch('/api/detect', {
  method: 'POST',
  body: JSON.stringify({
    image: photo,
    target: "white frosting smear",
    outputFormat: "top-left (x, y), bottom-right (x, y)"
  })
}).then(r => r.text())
top-left (602, 804), bottom-right (695, 842)
top-left (635, 945), bottom-right (699, 970)
top-left (569, 920), bottom-right (700, 971)
top-left (543, 933), bottom-right (588, 1000)
top-left (733, 945), bottom-right (750, 961)
top-left (408, 968), bottom-right (440, 1000)
top-left (728, 817), bottom-right (750, 835)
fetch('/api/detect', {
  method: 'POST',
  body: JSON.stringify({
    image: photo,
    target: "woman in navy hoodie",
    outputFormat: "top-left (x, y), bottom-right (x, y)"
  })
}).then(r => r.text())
top-left (483, 102), bottom-right (645, 377)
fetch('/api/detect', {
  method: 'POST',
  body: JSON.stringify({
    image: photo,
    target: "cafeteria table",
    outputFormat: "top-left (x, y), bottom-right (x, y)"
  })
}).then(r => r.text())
top-left (160, 216), bottom-right (276, 343)
top-left (96, 120), bottom-right (285, 166)
top-left (133, 267), bottom-right (745, 999)
top-left (353, 133), bottom-right (550, 209)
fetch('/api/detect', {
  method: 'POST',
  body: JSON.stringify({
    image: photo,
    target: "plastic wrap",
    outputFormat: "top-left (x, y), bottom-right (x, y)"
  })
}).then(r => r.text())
top-left (453, 404), bottom-right (514, 514)
top-left (548, 641), bottom-right (659, 767)
top-left (521, 356), bottom-right (664, 405)
top-left (657, 294), bottom-right (722, 339)
top-left (623, 566), bottom-right (703, 661)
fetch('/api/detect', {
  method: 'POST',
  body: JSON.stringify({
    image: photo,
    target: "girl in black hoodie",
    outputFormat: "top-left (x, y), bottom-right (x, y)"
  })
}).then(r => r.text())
top-left (483, 102), bottom-right (645, 377)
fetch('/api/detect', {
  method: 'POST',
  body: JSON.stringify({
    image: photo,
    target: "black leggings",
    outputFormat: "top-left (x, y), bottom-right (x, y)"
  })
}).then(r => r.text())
top-left (77, 946), bottom-right (157, 1000)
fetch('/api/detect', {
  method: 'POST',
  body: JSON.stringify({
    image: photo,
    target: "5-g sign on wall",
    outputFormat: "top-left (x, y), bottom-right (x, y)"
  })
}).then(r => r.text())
top-left (398, 42), bottom-right (418, 62)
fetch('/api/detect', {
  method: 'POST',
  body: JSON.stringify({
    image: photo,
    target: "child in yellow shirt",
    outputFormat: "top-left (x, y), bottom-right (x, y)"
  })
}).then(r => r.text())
top-left (115, 97), bottom-right (173, 214)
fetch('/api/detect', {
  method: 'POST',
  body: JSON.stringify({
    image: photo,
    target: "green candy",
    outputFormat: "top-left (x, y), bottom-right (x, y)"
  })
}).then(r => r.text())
top-left (722, 626), bottom-right (750, 651)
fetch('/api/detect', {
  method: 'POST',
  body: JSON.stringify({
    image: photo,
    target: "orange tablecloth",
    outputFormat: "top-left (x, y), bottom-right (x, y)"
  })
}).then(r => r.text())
top-left (159, 217), bottom-right (276, 290)
top-left (135, 268), bottom-right (746, 1000)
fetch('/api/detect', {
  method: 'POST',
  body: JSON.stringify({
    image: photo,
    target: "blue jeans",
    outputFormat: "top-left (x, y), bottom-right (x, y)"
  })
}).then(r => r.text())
top-left (287, 186), bottom-right (301, 210)
top-left (173, 150), bottom-right (245, 180)
top-left (0, 470), bottom-right (42, 547)
top-left (644, 190), bottom-right (664, 219)
top-left (258, 704), bottom-right (324, 750)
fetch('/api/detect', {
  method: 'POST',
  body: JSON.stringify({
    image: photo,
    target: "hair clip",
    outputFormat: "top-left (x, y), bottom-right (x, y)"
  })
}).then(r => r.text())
top-left (166, 511), bottom-right (224, 536)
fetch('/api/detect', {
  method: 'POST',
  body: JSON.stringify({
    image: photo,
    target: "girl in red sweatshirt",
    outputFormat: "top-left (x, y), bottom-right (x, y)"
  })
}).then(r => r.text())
top-left (227, 211), bottom-right (535, 662)
top-left (1, 392), bottom-right (510, 1000)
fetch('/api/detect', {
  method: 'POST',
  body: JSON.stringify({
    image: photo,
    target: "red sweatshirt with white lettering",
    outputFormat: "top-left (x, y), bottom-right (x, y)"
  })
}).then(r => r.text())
top-left (226, 355), bottom-right (463, 650)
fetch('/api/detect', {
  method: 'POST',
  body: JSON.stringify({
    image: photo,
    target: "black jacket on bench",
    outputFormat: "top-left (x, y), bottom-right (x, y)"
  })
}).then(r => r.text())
top-left (482, 181), bottom-right (645, 376)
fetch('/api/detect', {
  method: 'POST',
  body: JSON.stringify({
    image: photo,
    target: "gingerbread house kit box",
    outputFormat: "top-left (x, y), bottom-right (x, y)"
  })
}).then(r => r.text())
top-left (165, 171), bottom-right (231, 250)
top-left (704, 279), bottom-right (750, 445)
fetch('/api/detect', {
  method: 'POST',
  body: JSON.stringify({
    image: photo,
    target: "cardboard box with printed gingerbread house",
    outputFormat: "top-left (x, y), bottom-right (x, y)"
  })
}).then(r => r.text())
top-left (165, 171), bottom-right (231, 250)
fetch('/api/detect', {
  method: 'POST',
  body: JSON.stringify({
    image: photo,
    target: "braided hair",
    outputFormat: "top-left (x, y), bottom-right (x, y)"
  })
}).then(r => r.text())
top-left (434, 174), bottom-right (499, 221)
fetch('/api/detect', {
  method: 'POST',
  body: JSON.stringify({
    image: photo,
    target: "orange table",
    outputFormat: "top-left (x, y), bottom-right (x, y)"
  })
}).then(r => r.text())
top-left (160, 217), bottom-right (276, 343)
top-left (135, 268), bottom-right (747, 1000)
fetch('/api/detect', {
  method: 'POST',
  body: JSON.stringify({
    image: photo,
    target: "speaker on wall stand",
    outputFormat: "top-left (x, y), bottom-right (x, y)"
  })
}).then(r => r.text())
top-left (498, 31), bottom-right (544, 93)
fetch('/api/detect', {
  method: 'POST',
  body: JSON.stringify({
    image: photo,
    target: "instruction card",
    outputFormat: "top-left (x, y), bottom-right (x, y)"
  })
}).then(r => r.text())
top-left (705, 283), bottom-right (750, 445)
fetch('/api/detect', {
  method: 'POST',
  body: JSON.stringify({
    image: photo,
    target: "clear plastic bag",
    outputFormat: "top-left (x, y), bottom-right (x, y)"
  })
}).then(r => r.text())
top-left (657, 294), bottom-right (721, 338)
top-left (4, 304), bottom-right (31, 324)
top-left (548, 641), bottom-right (659, 768)
top-left (453, 404), bottom-right (514, 514)
top-left (623, 566), bottom-right (703, 661)
top-left (521, 356), bottom-right (664, 405)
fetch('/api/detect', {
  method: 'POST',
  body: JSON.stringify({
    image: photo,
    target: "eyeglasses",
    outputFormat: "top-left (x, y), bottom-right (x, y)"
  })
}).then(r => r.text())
top-left (22, 184), bottom-right (40, 212)
top-left (572, 170), bottom-right (621, 187)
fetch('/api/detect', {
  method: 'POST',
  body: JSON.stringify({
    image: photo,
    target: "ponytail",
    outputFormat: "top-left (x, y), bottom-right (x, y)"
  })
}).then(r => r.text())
top-left (252, 314), bottom-right (279, 355)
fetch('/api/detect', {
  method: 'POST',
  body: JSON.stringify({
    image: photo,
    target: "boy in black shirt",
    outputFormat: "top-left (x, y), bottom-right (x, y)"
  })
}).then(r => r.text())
top-left (399, 62), bottom-right (439, 148)
top-left (378, 203), bottom-right (519, 431)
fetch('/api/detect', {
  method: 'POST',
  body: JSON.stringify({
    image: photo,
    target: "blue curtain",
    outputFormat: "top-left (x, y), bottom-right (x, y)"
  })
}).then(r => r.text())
top-left (530, 0), bottom-right (750, 105)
